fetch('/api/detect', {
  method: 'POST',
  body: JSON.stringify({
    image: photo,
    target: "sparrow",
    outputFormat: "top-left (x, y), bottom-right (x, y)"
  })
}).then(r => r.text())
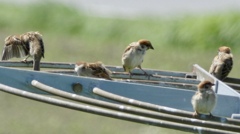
top-left (209, 46), bottom-right (233, 80)
top-left (121, 39), bottom-right (154, 76)
top-left (75, 61), bottom-right (112, 80)
top-left (191, 80), bottom-right (216, 117)
top-left (1, 31), bottom-right (45, 71)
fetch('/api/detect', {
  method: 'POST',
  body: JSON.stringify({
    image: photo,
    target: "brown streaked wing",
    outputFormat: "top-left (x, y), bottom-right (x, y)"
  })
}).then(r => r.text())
top-left (94, 71), bottom-right (112, 80)
top-left (221, 57), bottom-right (233, 80)
top-left (39, 38), bottom-right (44, 58)
top-left (1, 36), bottom-right (28, 60)
top-left (209, 56), bottom-right (218, 74)
top-left (123, 42), bottom-right (137, 53)
top-left (33, 32), bottom-right (45, 58)
top-left (89, 62), bottom-right (112, 80)
top-left (88, 61), bottom-right (103, 69)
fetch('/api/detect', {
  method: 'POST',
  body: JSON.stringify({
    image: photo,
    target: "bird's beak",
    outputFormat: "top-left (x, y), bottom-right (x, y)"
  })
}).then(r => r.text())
top-left (149, 46), bottom-right (154, 50)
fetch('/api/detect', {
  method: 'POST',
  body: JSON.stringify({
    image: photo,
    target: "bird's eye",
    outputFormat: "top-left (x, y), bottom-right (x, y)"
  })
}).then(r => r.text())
top-left (205, 84), bottom-right (210, 88)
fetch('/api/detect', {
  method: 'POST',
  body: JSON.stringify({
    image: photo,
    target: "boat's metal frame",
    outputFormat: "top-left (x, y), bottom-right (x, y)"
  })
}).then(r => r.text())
top-left (0, 61), bottom-right (239, 134)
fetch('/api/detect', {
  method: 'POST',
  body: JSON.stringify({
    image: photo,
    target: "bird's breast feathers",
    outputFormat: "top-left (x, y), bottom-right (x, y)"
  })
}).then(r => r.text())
top-left (122, 49), bottom-right (144, 67)
top-left (192, 91), bottom-right (216, 114)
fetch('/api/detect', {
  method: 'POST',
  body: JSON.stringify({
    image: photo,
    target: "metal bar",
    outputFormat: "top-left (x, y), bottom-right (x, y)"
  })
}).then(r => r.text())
top-left (93, 87), bottom-right (193, 117)
top-left (44, 69), bottom-right (240, 92)
top-left (45, 70), bottom-right (199, 90)
top-left (0, 83), bottom-right (234, 134)
top-left (225, 83), bottom-right (240, 92)
top-left (112, 72), bottom-right (200, 85)
top-left (224, 77), bottom-right (240, 84)
top-left (45, 70), bottom-right (76, 75)
top-left (93, 87), bottom-right (240, 126)
top-left (118, 79), bottom-right (197, 90)
top-left (108, 66), bottom-right (188, 78)
top-left (0, 61), bottom-right (188, 77)
top-left (2, 61), bottom-right (240, 86)
top-left (31, 80), bottom-right (240, 132)
top-left (45, 67), bottom-right (240, 90)
top-left (215, 80), bottom-right (219, 93)
top-left (0, 61), bottom-right (75, 69)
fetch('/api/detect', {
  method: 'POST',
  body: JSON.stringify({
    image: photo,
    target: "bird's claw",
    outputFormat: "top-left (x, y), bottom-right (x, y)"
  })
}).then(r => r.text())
top-left (144, 72), bottom-right (152, 80)
top-left (21, 59), bottom-right (27, 63)
top-left (192, 111), bottom-right (199, 118)
top-left (21, 60), bottom-right (33, 64)
top-left (209, 113), bottom-right (214, 118)
top-left (129, 72), bottom-right (132, 79)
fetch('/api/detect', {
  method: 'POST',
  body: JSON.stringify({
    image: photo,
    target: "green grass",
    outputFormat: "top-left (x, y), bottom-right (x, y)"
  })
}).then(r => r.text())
top-left (0, 2), bottom-right (239, 134)
top-left (1, 2), bottom-right (240, 74)
top-left (1, 2), bottom-right (240, 49)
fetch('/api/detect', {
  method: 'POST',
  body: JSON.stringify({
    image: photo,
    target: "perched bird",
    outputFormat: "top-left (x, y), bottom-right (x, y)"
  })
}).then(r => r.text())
top-left (191, 80), bottom-right (216, 117)
top-left (122, 39), bottom-right (154, 76)
top-left (1, 31), bottom-right (45, 71)
top-left (75, 61), bottom-right (112, 80)
top-left (209, 46), bottom-right (233, 80)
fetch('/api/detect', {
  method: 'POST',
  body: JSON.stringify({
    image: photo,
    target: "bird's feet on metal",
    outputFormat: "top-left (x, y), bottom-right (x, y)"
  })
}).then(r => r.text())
top-left (209, 113), bottom-right (214, 118)
top-left (142, 71), bottom-right (152, 80)
top-left (129, 72), bottom-right (133, 79)
top-left (192, 111), bottom-right (200, 118)
top-left (21, 59), bottom-right (33, 64)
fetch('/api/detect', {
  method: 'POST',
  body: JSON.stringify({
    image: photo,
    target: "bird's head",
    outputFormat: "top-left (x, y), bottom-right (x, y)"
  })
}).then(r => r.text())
top-left (198, 80), bottom-right (215, 92)
top-left (75, 61), bottom-right (88, 73)
top-left (218, 46), bottom-right (231, 54)
top-left (76, 61), bottom-right (87, 68)
top-left (138, 39), bottom-right (154, 50)
top-left (20, 33), bottom-right (30, 43)
top-left (28, 31), bottom-right (43, 41)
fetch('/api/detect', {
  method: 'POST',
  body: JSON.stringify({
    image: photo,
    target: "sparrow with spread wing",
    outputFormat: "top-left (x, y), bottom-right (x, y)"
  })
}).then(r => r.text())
top-left (122, 39), bottom-right (154, 77)
top-left (75, 61), bottom-right (112, 80)
top-left (191, 80), bottom-right (216, 117)
top-left (1, 35), bottom-right (28, 60)
top-left (209, 46), bottom-right (233, 80)
top-left (1, 31), bottom-right (44, 71)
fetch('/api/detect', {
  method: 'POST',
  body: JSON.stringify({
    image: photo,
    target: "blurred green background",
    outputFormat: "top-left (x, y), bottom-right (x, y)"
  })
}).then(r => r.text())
top-left (0, 1), bottom-right (239, 134)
